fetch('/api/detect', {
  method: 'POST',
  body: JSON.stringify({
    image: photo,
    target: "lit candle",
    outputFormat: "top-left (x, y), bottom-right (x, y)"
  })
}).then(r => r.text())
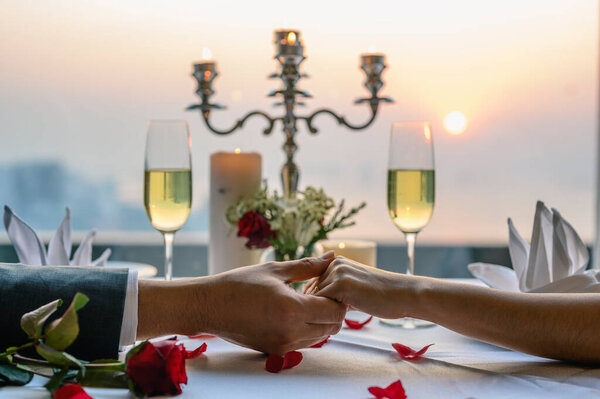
top-left (360, 51), bottom-right (386, 68)
top-left (209, 150), bottom-right (262, 275)
top-left (274, 29), bottom-right (304, 59)
top-left (274, 29), bottom-right (301, 45)
top-left (318, 240), bottom-right (377, 267)
top-left (193, 47), bottom-right (216, 75)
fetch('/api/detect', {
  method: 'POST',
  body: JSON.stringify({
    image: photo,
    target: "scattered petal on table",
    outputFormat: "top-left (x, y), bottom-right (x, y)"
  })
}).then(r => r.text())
top-left (265, 351), bottom-right (303, 373)
top-left (186, 342), bottom-right (207, 359)
top-left (283, 351), bottom-right (303, 368)
top-left (266, 354), bottom-right (285, 373)
top-left (189, 333), bottom-right (217, 339)
top-left (54, 383), bottom-right (92, 399)
top-left (344, 315), bottom-right (373, 329)
top-left (392, 343), bottom-right (434, 360)
top-left (368, 380), bottom-right (407, 399)
top-left (309, 336), bottom-right (330, 348)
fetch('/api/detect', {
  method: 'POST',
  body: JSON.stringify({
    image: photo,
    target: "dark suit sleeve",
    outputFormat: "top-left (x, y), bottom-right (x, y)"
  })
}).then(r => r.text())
top-left (0, 263), bottom-right (129, 360)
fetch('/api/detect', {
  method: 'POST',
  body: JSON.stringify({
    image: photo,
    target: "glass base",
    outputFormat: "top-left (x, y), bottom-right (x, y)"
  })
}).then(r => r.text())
top-left (379, 317), bottom-right (435, 329)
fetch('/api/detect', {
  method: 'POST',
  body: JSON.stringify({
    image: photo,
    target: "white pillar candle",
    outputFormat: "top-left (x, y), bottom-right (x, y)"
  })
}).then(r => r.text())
top-left (318, 240), bottom-right (377, 267)
top-left (209, 151), bottom-right (262, 275)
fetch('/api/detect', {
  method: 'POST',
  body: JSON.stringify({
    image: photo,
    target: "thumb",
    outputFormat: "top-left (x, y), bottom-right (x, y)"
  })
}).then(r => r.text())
top-left (274, 251), bottom-right (335, 283)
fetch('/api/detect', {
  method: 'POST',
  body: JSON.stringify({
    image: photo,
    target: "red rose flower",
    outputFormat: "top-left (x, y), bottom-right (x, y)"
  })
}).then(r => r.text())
top-left (126, 338), bottom-right (206, 396)
top-left (237, 211), bottom-right (275, 249)
top-left (54, 384), bottom-right (92, 399)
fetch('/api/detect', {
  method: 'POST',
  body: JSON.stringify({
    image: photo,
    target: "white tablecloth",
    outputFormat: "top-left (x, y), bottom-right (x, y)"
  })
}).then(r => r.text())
top-left (3, 283), bottom-right (600, 398)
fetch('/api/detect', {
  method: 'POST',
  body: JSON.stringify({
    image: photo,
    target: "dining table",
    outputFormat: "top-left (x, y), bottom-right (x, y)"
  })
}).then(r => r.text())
top-left (2, 279), bottom-right (599, 399)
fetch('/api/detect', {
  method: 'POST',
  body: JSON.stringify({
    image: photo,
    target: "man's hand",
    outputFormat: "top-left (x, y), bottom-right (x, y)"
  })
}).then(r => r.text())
top-left (138, 251), bottom-right (346, 355)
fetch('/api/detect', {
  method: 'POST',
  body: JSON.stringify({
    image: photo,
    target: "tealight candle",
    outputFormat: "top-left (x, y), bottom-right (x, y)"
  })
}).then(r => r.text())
top-left (193, 47), bottom-right (216, 76)
top-left (360, 52), bottom-right (386, 68)
top-left (318, 240), bottom-right (377, 267)
top-left (274, 29), bottom-right (304, 60)
top-left (209, 150), bottom-right (262, 275)
top-left (274, 29), bottom-right (301, 45)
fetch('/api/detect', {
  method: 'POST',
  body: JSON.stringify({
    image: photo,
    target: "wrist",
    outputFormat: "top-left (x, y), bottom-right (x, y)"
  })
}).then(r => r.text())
top-left (406, 275), bottom-right (435, 321)
top-left (137, 277), bottom-right (211, 339)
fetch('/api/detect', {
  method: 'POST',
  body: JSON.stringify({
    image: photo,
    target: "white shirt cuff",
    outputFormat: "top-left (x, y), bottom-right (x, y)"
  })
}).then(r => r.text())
top-left (118, 270), bottom-right (138, 348)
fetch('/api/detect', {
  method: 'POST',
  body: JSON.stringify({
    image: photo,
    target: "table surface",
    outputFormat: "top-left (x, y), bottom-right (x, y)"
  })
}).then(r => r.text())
top-left (2, 282), bottom-right (600, 399)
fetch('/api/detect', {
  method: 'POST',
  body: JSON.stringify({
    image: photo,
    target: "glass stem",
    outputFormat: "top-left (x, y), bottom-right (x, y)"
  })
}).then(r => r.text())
top-left (405, 232), bottom-right (417, 275)
top-left (163, 232), bottom-right (174, 281)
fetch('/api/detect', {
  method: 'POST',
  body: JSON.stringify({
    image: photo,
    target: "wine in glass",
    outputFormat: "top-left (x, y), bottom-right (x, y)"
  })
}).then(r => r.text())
top-left (384, 121), bottom-right (435, 328)
top-left (144, 120), bottom-right (192, 280)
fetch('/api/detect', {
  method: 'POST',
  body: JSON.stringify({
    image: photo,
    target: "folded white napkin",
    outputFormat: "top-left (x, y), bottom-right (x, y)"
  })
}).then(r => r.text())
top-left (3, 205), bottom-right (111, 266)
top-left (468, 201), bottom-right (599, 293)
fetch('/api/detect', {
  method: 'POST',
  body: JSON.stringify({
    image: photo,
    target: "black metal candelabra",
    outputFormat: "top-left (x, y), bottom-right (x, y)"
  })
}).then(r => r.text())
top-left (187, 29), bottom-right (393, 197)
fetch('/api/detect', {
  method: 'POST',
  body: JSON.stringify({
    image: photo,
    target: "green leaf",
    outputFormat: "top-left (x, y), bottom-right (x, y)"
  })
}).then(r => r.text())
top-left (35, 343), bottom-right (82, 368)
top-left (20, 299), bottom-right (63, 339)
top-left (0, 364), bottom-right (33, 387)
top-left (44, 367), bottom-right (69, 394)
top-left (44, 293), bottom-right (89, 350)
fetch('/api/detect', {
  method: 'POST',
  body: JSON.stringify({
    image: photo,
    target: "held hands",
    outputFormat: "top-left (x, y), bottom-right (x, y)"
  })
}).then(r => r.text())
top-left (195, 251), bottom-right (346, 355)
top-left (305, 256), bottom-right (420, 320)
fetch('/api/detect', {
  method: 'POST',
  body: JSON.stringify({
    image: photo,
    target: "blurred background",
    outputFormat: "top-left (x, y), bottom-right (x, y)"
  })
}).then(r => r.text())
top-left (0, 0), bottom-right (597, 275)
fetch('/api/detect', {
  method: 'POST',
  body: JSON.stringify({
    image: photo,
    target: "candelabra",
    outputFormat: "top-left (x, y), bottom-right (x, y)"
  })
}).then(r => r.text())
top-left (187, 29), bottom-right (393, 197)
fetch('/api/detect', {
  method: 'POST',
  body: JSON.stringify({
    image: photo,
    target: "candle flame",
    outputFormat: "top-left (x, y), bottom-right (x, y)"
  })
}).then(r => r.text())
top-left (287, 32), bottom-right (297, 45)
top-left (234, 148), bottom-right (241, 154)
top-left (338, 242), bottom-right (346, 249)
top-left (202, 47), bottom-right (212, 60)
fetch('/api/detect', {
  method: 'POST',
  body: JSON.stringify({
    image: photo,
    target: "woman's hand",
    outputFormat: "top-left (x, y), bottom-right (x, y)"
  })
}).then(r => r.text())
top-left (305, 256), bottom-right (422, 319)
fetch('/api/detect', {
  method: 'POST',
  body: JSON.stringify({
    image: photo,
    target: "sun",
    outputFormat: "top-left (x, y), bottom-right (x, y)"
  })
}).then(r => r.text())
top-left (444, 111), bottom-right (467, 135)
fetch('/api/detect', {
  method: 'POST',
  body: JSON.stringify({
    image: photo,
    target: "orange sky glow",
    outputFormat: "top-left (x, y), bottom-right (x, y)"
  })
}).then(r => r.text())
top-left (0, 0), bottom-right (597, 244)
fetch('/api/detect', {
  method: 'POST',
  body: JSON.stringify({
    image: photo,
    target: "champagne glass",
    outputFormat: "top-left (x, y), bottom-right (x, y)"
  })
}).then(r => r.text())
top-left (144, 120), bottom-right (192, 280)
top-left (384, 121), bottom-right (435, 328)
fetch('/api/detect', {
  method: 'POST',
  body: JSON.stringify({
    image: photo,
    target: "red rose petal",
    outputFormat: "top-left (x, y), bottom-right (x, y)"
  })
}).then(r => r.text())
top-left (189, 333), bottom-right (216, 339)
top-left (265, 354), bottom-right (285, 373)
top-left (344, 315), bottom-right (373, 330)
top-left (392, 343), bottom-right (434, 360)
top-left (368, 380), bottom-right (407, 399)
top-left (283, 351), bottom-right (303, 369)
top-left (186, 342), bottom-right (207, 359)
top-left (309, 336), bottom-right (330, 348)
top-left (265, 351), bottom-right (303, 373)
top-left (368, 386), bottom-right (389, 398)
top-left (54, 384), bottom-right (92, 399)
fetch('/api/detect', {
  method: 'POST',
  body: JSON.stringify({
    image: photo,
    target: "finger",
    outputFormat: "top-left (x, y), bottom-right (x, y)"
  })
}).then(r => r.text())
top-left (274, 251), bottom-right (335, 283)
top-left (315, 283), bottom-right (345, 304)
top-left (310, 255), bottom-right (348, 292)
top-left (300, 294), bottom-right (346, 324)
top-left (278, 336), bottom-right (333, 354)
top-left (302, 321), bottom-right (343, 338)
top-left (315, 271), bottom-right (336, 292)
top-left (303, 278), bottom-right (318, 294)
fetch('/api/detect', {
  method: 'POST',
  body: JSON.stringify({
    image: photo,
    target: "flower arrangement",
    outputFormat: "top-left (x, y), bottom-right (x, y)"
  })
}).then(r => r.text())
top-left (226, 185), bottom-right (366, 262)
top-left (0, 294), bottom-right (206, 398)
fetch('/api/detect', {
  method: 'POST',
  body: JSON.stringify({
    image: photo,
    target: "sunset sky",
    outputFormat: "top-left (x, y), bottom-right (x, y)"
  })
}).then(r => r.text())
top-left (0, 0), bottom-right (597, 244)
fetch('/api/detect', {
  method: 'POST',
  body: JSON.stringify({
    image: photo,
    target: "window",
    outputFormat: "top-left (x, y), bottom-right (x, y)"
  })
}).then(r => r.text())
top-left (1, 1), bottom-right (596, 247)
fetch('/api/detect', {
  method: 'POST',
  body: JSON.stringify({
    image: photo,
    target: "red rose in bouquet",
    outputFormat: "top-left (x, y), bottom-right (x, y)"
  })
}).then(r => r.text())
top-left (126, 338), bottom-right (206, 396)
top-left (237, 210), bottom-right (276, 249)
